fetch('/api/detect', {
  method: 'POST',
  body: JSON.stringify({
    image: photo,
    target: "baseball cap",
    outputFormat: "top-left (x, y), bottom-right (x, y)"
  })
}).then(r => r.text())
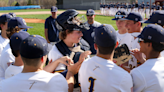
top-left (112, 10), bottom-right (128, 20)
top-left (138, 24), bottom-right (164, 44)
top-left (51, 6), bottom-right (58, 12)
top-left (10, 31), bottom-right (30, 51)
top-left (8, 17), bottom-right (32, 29)
top-left (8, 12), bottom-right (16, 17)
top-left (20, 35), bottom-right (52, 59)
top-left (122, 12), bottom-right (143, 22)
top-left (0, 14), bottom-right (12, 23)
top-left (144, 10), bottom-right (164, 26)
top-left (86, 9), bottom-right (95, 15)
top-left (94, 24), bottom-right (117, 47)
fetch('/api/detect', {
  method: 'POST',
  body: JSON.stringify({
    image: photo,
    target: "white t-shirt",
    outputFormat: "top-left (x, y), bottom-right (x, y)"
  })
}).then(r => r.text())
top-left (79, 56), bottom-right (133, 92)
top-left (130, 57), bottom-right (164, 92)
top-left (5, 64), bottom-right (23, 79)
top-left (48, 45), bottom-right (66, 71)
top-left (128, 32), bottom-right (140, 68)
top-left (0, 43), bottom-right (15, 81)
top-left (116, 31), bottom-right (133, 49)
top-left (0, 70), bottom-right (68, 92)
top-left (0, 36), bottom-right (9, 57)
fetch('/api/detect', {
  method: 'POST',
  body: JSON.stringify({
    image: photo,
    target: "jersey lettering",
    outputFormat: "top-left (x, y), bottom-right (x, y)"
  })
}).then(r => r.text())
top-left (29, 81), bottom-right (36, 89)
top-left (88, 77), bottom-right (96, 92)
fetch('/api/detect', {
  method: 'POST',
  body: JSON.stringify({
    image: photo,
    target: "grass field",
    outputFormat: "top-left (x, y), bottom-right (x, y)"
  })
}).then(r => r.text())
top-left (16, 13), bottom-right (116, 38)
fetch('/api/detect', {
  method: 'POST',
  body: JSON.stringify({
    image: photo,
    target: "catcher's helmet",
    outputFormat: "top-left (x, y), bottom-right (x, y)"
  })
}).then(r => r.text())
top-left (56, 9), bottom-right (89, 31)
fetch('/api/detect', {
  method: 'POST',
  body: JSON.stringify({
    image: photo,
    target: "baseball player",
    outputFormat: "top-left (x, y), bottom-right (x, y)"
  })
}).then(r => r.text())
top-left (124, 12), bottom-right (144, 70)
top-left (45, 6), bottom-right (59, 45)
top-left (5, 31), bottom-right (29, 79)
top-left (0, 17), bottom-right (32, 81)
top-left (142, 10), bottom-right (164, 57)
top-left (79, 24), bottom-right (133, 92)
top-left (145, 2), bottom-right (150, 19)
top-left (0, 34), bottom-right (88, 92)
top-left (112, 10), bottom-right (133, 49)
top-left (0, 14), bottom-right (11, 57)
top-left (48, 9), bottom-right (90, 92)
top-left (130, 24), bottom-right (164, 92)
top-left (82, 9), bottom-right (101, 55)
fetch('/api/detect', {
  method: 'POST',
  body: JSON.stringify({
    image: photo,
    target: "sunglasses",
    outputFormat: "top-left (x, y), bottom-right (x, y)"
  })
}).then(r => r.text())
top-left (115, 15), bottom-right (125, 19)
top-left (138, 38), bottom-right (144, 43)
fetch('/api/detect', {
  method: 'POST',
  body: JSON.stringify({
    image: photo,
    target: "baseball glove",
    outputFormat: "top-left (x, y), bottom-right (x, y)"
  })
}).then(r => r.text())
top-left (113, 44), bottom-right (132, 65)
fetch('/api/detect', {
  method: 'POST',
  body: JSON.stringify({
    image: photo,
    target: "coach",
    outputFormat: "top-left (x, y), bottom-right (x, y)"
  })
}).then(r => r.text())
top-left (44, 6), bottom-right (59, 45)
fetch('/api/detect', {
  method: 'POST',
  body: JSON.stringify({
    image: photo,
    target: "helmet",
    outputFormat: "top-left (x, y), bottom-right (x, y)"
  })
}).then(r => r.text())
top-left (56, 9), bottom-right (89, 31)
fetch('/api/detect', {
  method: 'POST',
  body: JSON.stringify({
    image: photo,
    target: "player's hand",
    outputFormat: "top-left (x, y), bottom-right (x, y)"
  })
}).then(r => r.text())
top-left (78, 51), bottom-right (91, 63)
top-left (130, 48), bottom-right (146, 64)
top-left (67, 51), bottom-right (91, 74)
top-left (55, 56), bottom-right (74, 66)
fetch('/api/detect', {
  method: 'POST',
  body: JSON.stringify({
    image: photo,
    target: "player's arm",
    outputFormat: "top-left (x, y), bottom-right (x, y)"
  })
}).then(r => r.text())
top-left (67, 51), bottom-right (91, 92)
top-left (130, 69), bottom-right (146, 92)
top-left (44, 28), bottom-right (50, 43)
top-left (120, 73), bottom-right (133, 92)
top-left (44, 19), bottom-right (50, 43)
top-left (43, 56), bottom-right (74, 73)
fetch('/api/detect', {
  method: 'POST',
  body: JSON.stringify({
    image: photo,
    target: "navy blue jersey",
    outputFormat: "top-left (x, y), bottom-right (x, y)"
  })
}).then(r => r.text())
top-left (156, 5), bottom-right (161, 10)
top-left (45, 16), bottom-right (59, 42)
top-left (100, 4), bottom-right (103, 8)
top-left (128, 4), bottom-right (132, 8)
top-left (141, 4), bottom-right (145, 9)
top-left (162, 5), bottom-right (164, 10)
top-left (146, 4), bottom-right (150, 9)
top-left (151, 5), bottom-right (156, 9)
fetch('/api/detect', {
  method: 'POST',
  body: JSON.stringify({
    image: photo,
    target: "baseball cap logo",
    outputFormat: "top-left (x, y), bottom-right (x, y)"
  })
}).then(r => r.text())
top-left (135, 18), bottom-right (138, 21)
top-left (22, 19), bottom-right (27, 25)
top-left (148, 36), bottom-right (152, 39)
top-left (158, 20), bottom-right (161, 23)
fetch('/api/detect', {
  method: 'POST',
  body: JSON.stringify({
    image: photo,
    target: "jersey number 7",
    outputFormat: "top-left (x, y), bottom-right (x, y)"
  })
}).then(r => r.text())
top-left (88, 77), bottom-right (96, 92)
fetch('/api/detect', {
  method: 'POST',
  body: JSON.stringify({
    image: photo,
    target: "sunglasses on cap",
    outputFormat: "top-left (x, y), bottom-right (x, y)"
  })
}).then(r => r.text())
top-left (115, 15), bottom-right (125, 19)
top-left (138, 38), bottom-right (144, 43)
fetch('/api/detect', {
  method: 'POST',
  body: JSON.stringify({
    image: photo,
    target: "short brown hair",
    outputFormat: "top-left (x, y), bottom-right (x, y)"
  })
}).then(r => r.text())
top-left (6, 27), bottom-right (21, 39)
top-left (59, 29), bottom-right (73, 40)
top-left (21, 56), bottom-right (41, 67)
top-left (97, 44), bottom-right (116, 55)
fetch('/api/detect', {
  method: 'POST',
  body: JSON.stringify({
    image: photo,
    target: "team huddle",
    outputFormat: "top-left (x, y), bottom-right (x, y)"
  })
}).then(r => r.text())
top-left (0, 5), bottom-right (164, 92)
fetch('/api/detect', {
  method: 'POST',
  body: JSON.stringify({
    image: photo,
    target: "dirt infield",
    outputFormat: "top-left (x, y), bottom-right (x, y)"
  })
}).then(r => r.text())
top-left (24, 18), bottom-right (45, 23)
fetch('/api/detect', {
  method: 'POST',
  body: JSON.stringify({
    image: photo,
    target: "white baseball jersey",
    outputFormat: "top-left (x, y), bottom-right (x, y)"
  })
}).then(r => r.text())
top-left (5, 64), bottom-right (23, 79)
top-left (0, 43), bottom-right (15, 81)
top-left (116, 31), bottom-right (133, 49)
top-left (130, 57), bottom-right (164, 92)
top-left (79, 56), bottom-right (133, 92)
top-left (128, 32), bottom-right (140, 68)
top-left (48, 45), bottom-right (66, 71)
top-left (0, 70), bottom-right (68, 92)
top-left (0, 36), bottom-right (9, 57)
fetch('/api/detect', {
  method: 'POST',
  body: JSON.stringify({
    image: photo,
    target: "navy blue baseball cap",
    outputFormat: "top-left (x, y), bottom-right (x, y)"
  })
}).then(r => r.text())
top-left (94, 24), bottom-right (117, 47)
top-left (86, 9), bottom-right (95, 15)
top-left (144, 10), bottom-right (164, 26)
top-left (20, 35), bottom-right (52, 59)
top-left (8, 17), bottom-right (32, 29)
top-left (51, 6), bottom-right (58, 12)
top-left (8, 12), bottom-right (16, 17)
top-left (122, 12), bottom-right (143, 22)
top-left (138, 24), bottom-right (164, 44)
top-left (112, 10), bottom-right (128, 20)
top-left (10, 31), bottom-right (30, 51)
top-left (0, 14), bottom-right (12, 23)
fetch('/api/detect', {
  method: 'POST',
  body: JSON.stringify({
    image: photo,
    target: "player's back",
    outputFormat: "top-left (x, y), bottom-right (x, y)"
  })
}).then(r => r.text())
top-left (79, 56), bottom-right (133, 92)
top-left (0, 70), bottom-right (68, 92)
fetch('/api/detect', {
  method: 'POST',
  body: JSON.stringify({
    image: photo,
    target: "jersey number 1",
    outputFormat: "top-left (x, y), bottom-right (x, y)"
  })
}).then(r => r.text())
top-left (88, 77), bottom-right (96, 92)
